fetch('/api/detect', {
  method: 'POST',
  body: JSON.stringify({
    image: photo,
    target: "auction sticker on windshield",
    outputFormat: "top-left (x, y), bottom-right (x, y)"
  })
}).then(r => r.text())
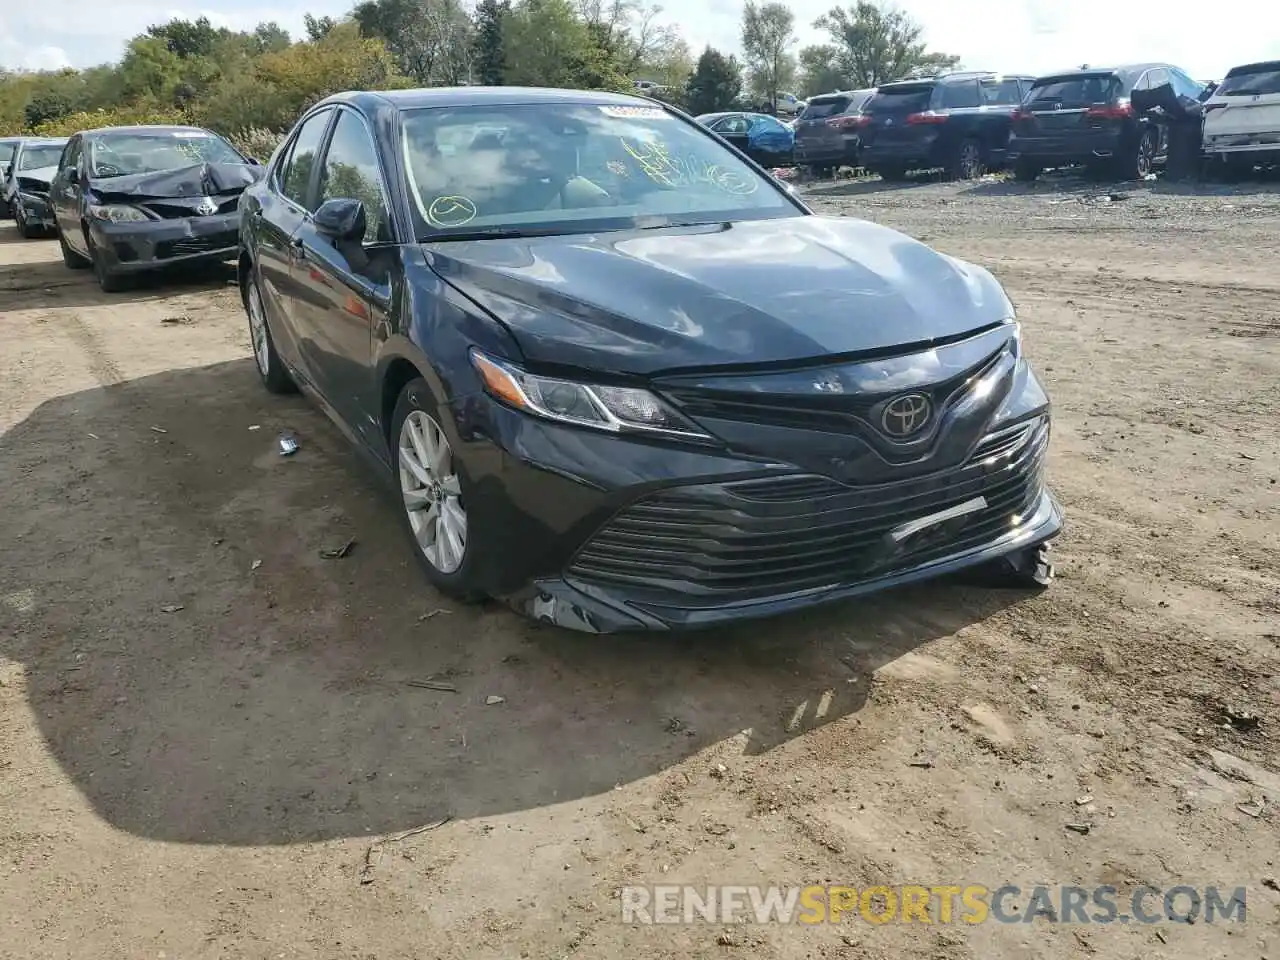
top-left (599, 106), bottom-right (668, 119)
top-left (171, 131), bottom-right (210, 138)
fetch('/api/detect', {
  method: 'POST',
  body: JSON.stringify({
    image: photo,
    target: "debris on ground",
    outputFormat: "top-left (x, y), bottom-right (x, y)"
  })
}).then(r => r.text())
top-left (319, 537), bottom-right (357, 560)
top-left (1236, 798), bottom-right (1266, 819)
top-left (1223, 705), bottom-right (1261, 731)
top-left (710, 763), bottom-right (728, 780)
top-left (418, 608), bottom-right (451, 620)
top-left (278, 433), bottom-right (299, 456)
top-left (907, 760), bottom-right (934, 769)
top-left (160, 604), bottom-right (184, 613)
top-left (247, 425), bottom-right (261, 431)
top-left (1262, 877), bottom-right (1280, 892)
top-left (250, 559), bottom-right (262, 571)
top-left (405, 679), bottom-right (458, 693)
top-left (149, 425), bottom-right (167, 434)
top-left (1065, 823), bottom-right (1092, 835)
top-left (359, 817), bottom-right (452, 884)
top-left (485, 695), bottom-right (505, 705)
top-left (160, 315), bottom-right (192, 325)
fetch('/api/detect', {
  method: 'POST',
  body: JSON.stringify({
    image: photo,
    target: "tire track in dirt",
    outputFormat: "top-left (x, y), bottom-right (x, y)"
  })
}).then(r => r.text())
top-left (57, 314), bottom-right (125, 388)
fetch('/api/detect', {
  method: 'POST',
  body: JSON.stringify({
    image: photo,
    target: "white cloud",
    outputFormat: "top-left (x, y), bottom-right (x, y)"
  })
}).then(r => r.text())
top-left (21, 45), bottom-right (73, 70)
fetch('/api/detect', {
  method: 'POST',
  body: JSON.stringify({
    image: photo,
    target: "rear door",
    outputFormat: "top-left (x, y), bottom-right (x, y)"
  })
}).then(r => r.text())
top-left (1204, 62), bottom-right (1280, 146)
top-left (256, 107), bottom-right (335, 382)
top-left (50, 136), bottom-right (85, 252)
top-left (859, 82), bottom-right (936, 150)
top-left (708, 114), bottom-right (751, 154)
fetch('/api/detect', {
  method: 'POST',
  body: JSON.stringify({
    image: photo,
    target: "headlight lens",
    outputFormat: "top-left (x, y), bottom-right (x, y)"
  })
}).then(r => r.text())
top-left (88, 203), bottom-right (150, 223)
top-left (470, 350), bottom-right (711, 440)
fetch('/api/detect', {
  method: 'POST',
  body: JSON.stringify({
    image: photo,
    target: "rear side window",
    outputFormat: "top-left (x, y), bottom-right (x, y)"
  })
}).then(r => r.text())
top-left (940, 80), bottom-right (980, 109)
top-left (1217, 64), bottom-right (1280, 96)
top-left (980, 78), bottom-right (1025, 105)
top-left (866, 84), bottom-right (935, 113)
top-left (279, 109), bottom-right (332, 210)
top-left (1026, 75), bottom-right (1119, 107)
top-left (802, 96), bottom-right (852, 119)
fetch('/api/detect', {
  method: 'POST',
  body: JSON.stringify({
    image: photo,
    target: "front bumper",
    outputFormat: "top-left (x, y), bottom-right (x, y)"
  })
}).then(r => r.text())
top-left (88, 211), bottom-right (239, 274)
top-left (451, 381), bottom-right (1062, 634)
top-left (17, 193), bottom-right (55, 229)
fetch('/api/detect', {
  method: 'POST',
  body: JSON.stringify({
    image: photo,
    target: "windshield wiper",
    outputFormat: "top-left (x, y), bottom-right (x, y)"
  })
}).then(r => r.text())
top-left (420, 226), bottom-right (575, 242)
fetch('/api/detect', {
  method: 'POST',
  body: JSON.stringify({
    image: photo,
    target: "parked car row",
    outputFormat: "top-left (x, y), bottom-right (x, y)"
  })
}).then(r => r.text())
top-left (785, 59), bottom-right (1280, 182)
top-left (0, 87), bottom-right (1062, 633)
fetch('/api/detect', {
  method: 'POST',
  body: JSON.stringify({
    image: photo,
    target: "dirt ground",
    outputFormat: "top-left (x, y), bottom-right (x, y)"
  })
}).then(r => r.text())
top-left (1, 172), bottom-right (1277, 960)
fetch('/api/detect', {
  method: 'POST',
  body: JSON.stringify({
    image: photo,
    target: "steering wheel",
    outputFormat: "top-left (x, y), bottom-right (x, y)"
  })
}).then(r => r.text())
top-left (94, 163), bottom-right (122, 178)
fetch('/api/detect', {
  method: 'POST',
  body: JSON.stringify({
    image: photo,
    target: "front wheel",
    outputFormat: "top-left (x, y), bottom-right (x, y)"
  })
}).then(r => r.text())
top-left (58, 227), bottom-right (90, 268)
top-left (86, 232), bottom-right (127, 293)
top-left (392, 378), bottom-right (485, 602)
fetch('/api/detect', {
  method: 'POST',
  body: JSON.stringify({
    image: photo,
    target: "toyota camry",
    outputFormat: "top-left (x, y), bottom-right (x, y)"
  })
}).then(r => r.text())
top-left (238, 87), bottom-right (1062, 633)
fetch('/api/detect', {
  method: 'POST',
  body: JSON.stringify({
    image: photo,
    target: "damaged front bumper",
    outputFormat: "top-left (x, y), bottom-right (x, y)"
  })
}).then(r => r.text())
top-left (17, 193), bottom-right (56, 229)
top-left (88, 211), bottom-right (239, 274)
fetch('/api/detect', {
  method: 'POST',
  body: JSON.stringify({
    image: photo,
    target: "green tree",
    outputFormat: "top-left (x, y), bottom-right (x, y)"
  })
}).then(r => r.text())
top-left (474, 0), bottom-right (511, 85)
top-left (814, 1), bottom-right (959, 88)
top-left (798, 44), bottom-right (846, 96)
top-left (147, 16), bottom-right (227, 59)
top-left (741, 1), bottom-right (796, 109)
top-left (253, 22), bottom-right (293, 54)
top-left (353, 0), bottom-right (474, 84)
top-left (684, 46), bottom-right (742, 115)
top-left (303, 14), bottom-right (339, 42)
top-left (116, 36), bottom-right (185, 103)
top-left (505, 0), bottom-right (628, 90)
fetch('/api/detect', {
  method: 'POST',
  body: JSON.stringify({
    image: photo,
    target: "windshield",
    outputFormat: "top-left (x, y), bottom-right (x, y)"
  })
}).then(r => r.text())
top-left (1027, 75), bottom-right (1120, 106)
top-left (87, 131), bottom-right (244, 178)
top-left (18, 143), bottom-right (66, 170)
top-left (0, 142), bottom-right (16, 163)
top-left (400, 102), bottom-right (799, 239)
top-left (1218, 64), bottom-right (1280, 96)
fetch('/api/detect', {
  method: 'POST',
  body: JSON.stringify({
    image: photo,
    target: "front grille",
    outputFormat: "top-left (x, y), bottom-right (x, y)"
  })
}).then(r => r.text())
top-left (567, 417), bottom-right (1049, 601)
top-left (156, 233), bottom-right (236, 259)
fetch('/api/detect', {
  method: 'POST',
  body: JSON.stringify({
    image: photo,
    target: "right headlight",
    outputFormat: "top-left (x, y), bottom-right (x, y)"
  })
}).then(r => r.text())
top-left (470, 349), bottom-right (712, 441)
top-left (88, 203), bottom-right (151, 223)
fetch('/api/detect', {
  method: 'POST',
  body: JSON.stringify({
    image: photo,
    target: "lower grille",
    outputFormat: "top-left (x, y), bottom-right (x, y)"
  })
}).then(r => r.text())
top-left (157, 233), bottom-right (235, 259)
top-left (567, 417), bottom-right (1049, 601)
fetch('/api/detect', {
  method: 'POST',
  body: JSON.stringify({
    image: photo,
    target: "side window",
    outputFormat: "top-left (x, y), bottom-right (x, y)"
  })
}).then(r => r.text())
top-left (723, 116), bottom-right (750, 135)
top-left (980, 79), bottom-right (1024, 106)
top-left (940, 80), bottom-right (981, 109)
top-left (280, 109), bottom-right (332, 211)
top-left (317, 109), bottom-right (391, 243)
top-left (1169, 69), bottom-right (1203, 99)
top-left (1131, 72), bottom-right (1150, 93)
top-left (62, 137), bottom-right (82, 173)
top-left (1147, 68), bottom-right (1170, 90)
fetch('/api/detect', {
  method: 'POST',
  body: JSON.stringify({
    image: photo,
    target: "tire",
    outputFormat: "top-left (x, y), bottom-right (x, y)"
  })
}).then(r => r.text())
top-left (1115, 127), bottom-right (1157, 181)
top-left (949, 138), bottom-right (985, 181)
top-left (244, 268), bottom-right (298, 395)
top-left (58, 227), bottom-right (90, 268)
top-left (86, 231), bottom-right (127, 292)
top-left (1013, 159), bottom-right (1042, 182)
top-left (390, 378), bottom-right (485, 602)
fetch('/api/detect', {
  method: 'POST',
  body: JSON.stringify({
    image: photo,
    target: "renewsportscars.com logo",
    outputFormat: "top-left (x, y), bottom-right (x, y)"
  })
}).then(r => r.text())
top-left (620, 884), bottom-right (1249, 926)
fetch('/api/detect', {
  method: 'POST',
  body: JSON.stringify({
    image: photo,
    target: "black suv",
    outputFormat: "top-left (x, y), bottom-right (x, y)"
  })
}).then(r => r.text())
top-left (793, 88), bottom-right (876, 174)
top-left (1008, 63), bottom-right (1206, 181)
top-left (857, 72), bottom-right (1035, 180)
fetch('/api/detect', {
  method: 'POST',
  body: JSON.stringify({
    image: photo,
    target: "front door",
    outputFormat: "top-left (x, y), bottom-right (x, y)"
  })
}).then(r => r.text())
top-left (287, 107), bottom-right (395, 448)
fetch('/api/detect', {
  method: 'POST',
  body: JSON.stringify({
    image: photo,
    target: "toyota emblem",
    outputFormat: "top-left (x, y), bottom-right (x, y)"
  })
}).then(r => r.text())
top-left (195, 197), bottom-right (217, 216)
top-left (880, 393), bottom-right (933, 438)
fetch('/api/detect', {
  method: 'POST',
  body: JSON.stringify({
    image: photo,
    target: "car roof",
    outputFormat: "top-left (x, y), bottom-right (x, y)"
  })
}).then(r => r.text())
top-left (318, 86), bottom-right (659, 113)
top-left (17, 137), bottom-right (68, 146)
top-left (1034, 63), bottom-right (1173, 81)
top-left (79, 124), bottom-right (217, 137)
top-left (1224, 60), bottom-right (1280, 75)
top-left (877, 72), bottom-right (1035, 89)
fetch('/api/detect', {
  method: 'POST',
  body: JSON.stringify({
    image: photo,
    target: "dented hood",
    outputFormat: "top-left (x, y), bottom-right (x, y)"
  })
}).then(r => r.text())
top-left (18, 165), bottom-right (58, 187)
top-left (89, 162), bottom-right (262, 202)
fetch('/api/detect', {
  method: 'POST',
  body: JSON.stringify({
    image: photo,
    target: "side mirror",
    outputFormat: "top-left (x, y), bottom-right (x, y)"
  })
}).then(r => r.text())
top-left (314, 197), bottom-right (366, 243)
top-left (246, 156), bottom-right (261, 166)
top-left (66, 168), bottom-right (80, 185)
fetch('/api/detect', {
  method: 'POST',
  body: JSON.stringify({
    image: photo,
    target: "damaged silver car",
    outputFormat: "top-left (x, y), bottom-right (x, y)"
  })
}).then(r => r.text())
top-left (48, 124), bottom-right (264, 292)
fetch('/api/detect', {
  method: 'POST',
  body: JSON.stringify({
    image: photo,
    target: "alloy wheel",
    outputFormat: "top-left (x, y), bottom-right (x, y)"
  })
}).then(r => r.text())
top-left (1136, 132), bottom-right (1156, 178)
top-left (959, 142), bottom-right (983, 179)
top-left (247, 280), bottom-right (271, 377)
top-left (398, 409), bottom-right (467, 574)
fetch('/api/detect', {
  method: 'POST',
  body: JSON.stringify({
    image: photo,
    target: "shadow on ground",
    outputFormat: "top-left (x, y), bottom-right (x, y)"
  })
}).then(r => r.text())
top-left (0, 252), bottom-right (234, 313)
top-left (0, 359), bottom-right (1027, 847)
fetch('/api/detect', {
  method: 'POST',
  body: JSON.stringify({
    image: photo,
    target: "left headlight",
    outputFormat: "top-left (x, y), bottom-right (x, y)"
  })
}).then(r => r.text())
top-left (88, 203), bottom-right (151, 223)
top-left (470, 349), bottom-right (713, 440)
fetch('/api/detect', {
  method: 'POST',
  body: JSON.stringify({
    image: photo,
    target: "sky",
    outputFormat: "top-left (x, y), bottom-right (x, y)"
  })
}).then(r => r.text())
top-left (3, 0), bottom-right (1280, 84)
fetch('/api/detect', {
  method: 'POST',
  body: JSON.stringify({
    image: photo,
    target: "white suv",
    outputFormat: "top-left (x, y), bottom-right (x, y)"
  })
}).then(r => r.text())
top-left (1202, 60), bottom-right (1280, 167)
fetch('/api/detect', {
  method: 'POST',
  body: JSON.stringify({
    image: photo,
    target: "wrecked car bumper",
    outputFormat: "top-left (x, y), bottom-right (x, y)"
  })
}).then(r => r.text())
top-left (17, 194), bottom-right (56, 229)
top-left (88, 211), bottom-right (239, 273)
top-left (449, 388), bottom-right (1062, 635)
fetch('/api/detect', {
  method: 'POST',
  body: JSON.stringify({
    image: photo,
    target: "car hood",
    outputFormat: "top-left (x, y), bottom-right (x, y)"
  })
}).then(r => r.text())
top-left (423, 216), bottom-right (1015, 375)
top-left (17, 164), bottom-right (58, 186)
top-left (89, 161), bottom-right (262, 202)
